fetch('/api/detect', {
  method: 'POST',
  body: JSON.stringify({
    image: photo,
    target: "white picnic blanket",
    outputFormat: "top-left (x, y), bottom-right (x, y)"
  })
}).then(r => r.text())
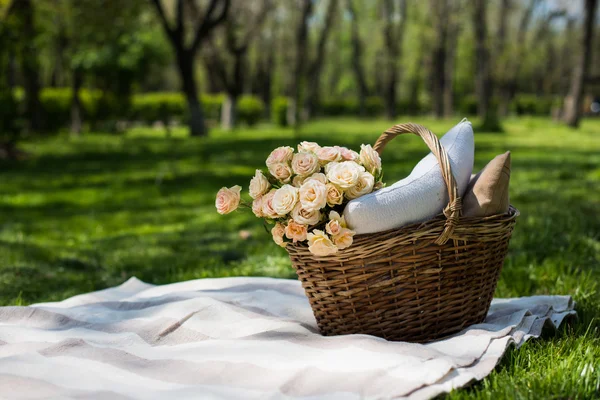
top-left (0, 277), bottom-right (575, 400)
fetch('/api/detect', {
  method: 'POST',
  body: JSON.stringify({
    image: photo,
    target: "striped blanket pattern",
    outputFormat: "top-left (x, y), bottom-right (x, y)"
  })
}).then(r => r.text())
top-left (0, 277), bottom-right (575, 399)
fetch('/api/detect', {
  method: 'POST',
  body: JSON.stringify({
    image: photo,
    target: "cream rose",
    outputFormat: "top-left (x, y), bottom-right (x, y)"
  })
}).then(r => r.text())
top-left (360, 144), bottom-right (382, 175)
top-left (266, 146), bottom-right (294, 169)
top-left (215, 185), bottom-right (241, 215)
top-left (298, 141), bottom-right (321, 153)
top-left (326, 219), bottom-right (342, 236)
top-left (292, 175), bottom-right (307, 187)
top-left (292, 152), bottom-right (320, 176)
top-left (261, 189), bottom-right (279, 219)
top-left (299, 179), bottom-right (327, 212)
top-left (338, 146), bottom-right (360, 161)
top-left (345, 171), bottom-right (375, 200)
top-left (285, 219), bottom-right (308, 243)
top-left (305, 172), bottom-right (328, 184)
top-left (252, 196), bottom-right (264, 218)
top-left (271, 223), bottom-right (287, 247)
top-left (291, 203), bottom-right (321, 226)
top-left (307, 230), bottom-right (338, 256)
top-left (329, 210), bottom-right (347, 227)
top-left (272, 185), bottom-right (299, 216)
top-left (317, 146), bottom-right (342, 164)
top-left (324, 161), bottom-right (338, 175)
top-left (326, 161), bottom-right (365, 189)
top-left (333, 228), bottom-right (355, 250)
top-left (268, 163), bottom-right (293, 183)
top-left (249, 170), bottom-right (270, 199)
top-left (325, 183), bottom-right (343, 207)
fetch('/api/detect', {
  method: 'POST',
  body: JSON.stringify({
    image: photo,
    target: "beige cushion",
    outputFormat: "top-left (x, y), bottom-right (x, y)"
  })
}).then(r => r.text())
top-left (462, 151), bottom-right (511, 217)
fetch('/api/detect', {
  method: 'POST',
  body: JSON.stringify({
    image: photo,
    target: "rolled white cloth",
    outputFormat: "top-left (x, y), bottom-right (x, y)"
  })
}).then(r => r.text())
top-left (344, 119), bottom-right (474, 234)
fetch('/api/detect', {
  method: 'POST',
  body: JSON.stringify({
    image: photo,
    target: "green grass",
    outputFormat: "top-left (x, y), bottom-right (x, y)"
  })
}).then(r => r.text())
top-left (1, 116), bottom-right (599, 398)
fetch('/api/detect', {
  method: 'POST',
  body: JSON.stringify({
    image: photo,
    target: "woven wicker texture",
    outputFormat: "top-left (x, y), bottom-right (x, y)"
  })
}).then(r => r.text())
top-left (286, 123), bottom-right (518, 342)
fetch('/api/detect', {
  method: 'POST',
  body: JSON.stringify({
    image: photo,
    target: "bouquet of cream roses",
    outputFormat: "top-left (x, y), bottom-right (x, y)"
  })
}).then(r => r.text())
top-left (215, 142), bottom-right (384, 256)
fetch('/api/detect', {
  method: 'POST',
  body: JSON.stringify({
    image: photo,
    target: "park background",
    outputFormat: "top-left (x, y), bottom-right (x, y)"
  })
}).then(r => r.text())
top-left (0, 0), bottom-right (599, 398)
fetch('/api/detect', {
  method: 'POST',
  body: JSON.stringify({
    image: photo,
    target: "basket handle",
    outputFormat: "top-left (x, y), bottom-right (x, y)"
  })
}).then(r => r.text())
top-left (373, 123), bottom-right (461, 245)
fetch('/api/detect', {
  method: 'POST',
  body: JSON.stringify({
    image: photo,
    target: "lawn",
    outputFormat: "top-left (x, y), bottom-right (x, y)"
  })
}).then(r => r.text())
top-left (0, 117), bottom-right (599, 398)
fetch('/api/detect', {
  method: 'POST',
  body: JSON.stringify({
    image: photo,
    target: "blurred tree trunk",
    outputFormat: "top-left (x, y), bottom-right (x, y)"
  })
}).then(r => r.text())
top-left (303, 0), bottom-right (338, 120)
top-left (178, 51), bottom-right (205, 135)
top-left (15, 0), bottom-right (45, 132)
top-left (407, 26), bottom-right (427, 115)
top-left (203, 56), bottom-right (224, 93)
top-left (7, 49), bottom-right (16, 90)
top-left (207, 0), bottom-right (269, 130)
top-left (381, 0), bottom-right (407, 120)
top-left (471, 0), bottom-right (499, 130)
top-left (532, 10), bottom-right (565, 99)
top-left (151, 0), bottom-right (230, 136)
top-left (374, 50), bottom-right (385, 99)
top-left (558, 18), bottom-right (576, 101)
top-left (70, 68), bottom-right (83, 137)
top-left (328, 26), bottom-right (344, 96)
top-left (219, 49), bottom-right (244, 130)
top-left (499, 0), bottom-right (538, 117)
top-left (495, 0), bottom-right (511, 117)
top-left (563, 0), bottom-right (598, 128)
top-left (252, 35), bottom-right (274, 118)
top-left (443, 3), bottom-right (461, 118)
top-left (431, 0), bottom-right (448, 118)
top-left (346, 0), bottom-right (369, 116)
top-left (288, 0), bottom-right (313, 127)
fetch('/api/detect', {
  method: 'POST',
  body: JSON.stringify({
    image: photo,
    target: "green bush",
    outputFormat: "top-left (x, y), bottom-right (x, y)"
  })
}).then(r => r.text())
top-left (131, 93), bottom-right (186, 123)
top-left (397, 98), bottom-right (424, 115)
top-left (365, 96), bottom-right (384, 116)
top-left (237, 95), bottom-right (265, 126)
top-left (201, 94), bottom-right (224, 121)
top-left (271, 96), bottom-right (288, 127)
top-left (321, 98), bottom-right (358, 116)
top-left (38, 88), bottom-right (114, 131)
top-left (130, 93), bottom-right (225, 124)
top-left (511, 94), bottom-right (553, 116)
top-left (79, 89), bottom-right (103, 120)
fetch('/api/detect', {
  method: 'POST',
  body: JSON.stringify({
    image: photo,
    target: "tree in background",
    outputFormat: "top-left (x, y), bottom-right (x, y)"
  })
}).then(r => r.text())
top-left (0, 0), bottom-right (23, 159)
top-left (471, 0), bottom-right (500, 130)
top-left (151, 0), bottom-right (230, 136)
top-left (563, 0), bottom-right (598, 128)
top-left (497, 0), bottom-right (538, 117)
top-left (251, 17), bottom-right (277, 117)
top-left (381, 0), bottom-right (407, 120)
top-left (288, 0), bottom-right (313, 127)
top-left (442, 0), bottom-right (462, 117)
top-left (303, 0), bottom-right (339, 120)
top-left (12, 0), bottom-right (45, 132)
top-left (430, 0), bottom-right (449, 119)
top-left (346, 0), bottom-right (370, 117)
top-left (205, 0), bottom-right (270, 130)
top-left (38, 0), bottom-right (168, 135)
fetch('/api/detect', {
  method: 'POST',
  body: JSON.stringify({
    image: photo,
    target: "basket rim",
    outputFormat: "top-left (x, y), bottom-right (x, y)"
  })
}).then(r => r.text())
top-left (354, 204), bottom-right (519, 241)
top-left (286, 205), bottom-right (519, 260)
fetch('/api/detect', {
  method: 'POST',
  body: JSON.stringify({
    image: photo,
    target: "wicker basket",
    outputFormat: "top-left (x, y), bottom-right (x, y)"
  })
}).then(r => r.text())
top-left (286, 123), bottom-right (518, 343)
